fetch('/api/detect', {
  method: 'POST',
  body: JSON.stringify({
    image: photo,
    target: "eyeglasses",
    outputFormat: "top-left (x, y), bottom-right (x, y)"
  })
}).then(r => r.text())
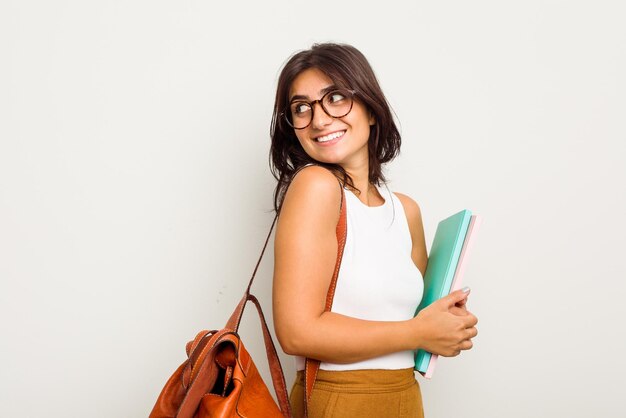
top-left (282, 89), bottom-right (356, 130)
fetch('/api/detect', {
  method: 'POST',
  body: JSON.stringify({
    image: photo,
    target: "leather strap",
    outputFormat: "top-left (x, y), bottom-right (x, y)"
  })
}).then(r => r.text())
top-left (220, 213), bottom-right (292, 418)
top-left (176, 329), bottom-right (234, 418)
top-left (176, 294), bottom-right (292, 418)
top-left (229, 294), bottom-right (292, 417)
top-left (304, 186), bottom-right (347, 416)
top-left (225, 214), bottom-right (278, 332)
top-left (222, 165), bottom-right (347, 418)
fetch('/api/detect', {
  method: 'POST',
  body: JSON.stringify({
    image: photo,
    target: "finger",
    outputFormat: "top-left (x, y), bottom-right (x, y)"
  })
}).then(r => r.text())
top-left (462, 313), bottom-right (478, 327)
top-left (460, 339), bottom-right (473, 350)
top-left (441, 287), bottom-right (471, 308)
top-left (465, 327), bottom-right (478, 339)
top-left (449, 306), bottom-right (468, 316)
top-left (444, 350), bottom-right (461, 358)
top-left (454, 302), bottom-right (467, 312)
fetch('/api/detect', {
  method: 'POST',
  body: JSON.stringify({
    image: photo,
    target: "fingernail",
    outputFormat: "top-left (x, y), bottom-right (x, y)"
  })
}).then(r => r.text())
top-left (461, 286), bottom-right (471, 293)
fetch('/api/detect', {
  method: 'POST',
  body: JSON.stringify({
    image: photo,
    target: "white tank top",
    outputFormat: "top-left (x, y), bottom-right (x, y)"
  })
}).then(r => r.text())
top-left (296, 184), bottom-right (424, 371)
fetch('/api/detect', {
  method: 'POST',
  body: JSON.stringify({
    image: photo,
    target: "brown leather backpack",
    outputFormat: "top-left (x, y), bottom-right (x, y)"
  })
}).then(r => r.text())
top-left (150, 186), bottom-right (347, 418)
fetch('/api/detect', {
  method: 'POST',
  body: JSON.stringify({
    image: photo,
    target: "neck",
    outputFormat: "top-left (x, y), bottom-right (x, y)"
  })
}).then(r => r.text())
top-left (343, 161), bottom-right (380, 206)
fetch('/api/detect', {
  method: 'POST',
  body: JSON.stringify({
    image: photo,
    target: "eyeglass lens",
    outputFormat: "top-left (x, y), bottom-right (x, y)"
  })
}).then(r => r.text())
top-left (287, 90), bottom-right (353, 129)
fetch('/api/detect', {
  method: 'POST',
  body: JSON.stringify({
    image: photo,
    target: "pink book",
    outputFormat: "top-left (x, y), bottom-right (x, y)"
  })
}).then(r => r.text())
top-left (421, 215), bottom-right (482, 379)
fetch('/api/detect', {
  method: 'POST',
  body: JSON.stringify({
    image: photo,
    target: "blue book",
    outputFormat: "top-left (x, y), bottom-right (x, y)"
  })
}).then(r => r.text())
top-left (415, 210), bottom-right (472, 373)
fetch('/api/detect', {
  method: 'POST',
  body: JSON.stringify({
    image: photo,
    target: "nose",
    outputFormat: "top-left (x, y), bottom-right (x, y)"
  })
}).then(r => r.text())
top-left (310, 101), bottom-right (333, 129)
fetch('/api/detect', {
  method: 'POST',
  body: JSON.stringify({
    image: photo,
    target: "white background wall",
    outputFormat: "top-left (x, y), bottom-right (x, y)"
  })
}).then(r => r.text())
top-left (1, 1), bottom-right (624, 417)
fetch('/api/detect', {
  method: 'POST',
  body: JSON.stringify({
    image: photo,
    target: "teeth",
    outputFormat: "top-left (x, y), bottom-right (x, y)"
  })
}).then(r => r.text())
top-left (317, 131), bottom-right (345, 143)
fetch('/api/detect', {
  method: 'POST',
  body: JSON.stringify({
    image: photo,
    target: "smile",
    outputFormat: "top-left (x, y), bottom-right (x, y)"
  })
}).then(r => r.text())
top-left (315, 130), bottom-right (346, 143)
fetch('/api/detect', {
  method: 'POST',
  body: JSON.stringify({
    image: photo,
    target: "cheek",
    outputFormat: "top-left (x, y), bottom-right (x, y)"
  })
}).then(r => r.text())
top-left (352, 114), bottom-right (372, 137)
top-left (350, 107), bottom-right (374, 131)
top-left (294, 131), bottom-right (312, 151)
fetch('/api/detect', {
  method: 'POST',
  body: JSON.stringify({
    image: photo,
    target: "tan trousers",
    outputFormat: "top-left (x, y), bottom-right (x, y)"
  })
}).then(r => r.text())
top-left (289, 368), bottom-right (424, 418)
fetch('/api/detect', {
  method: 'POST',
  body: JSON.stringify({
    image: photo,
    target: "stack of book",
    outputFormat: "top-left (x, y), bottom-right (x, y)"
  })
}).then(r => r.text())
top-left (414, 210), bottom-right (482, 378)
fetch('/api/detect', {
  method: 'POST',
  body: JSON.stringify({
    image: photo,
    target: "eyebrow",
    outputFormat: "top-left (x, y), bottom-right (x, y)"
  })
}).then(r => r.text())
top-left (289, 85), bottom-right (338, 103)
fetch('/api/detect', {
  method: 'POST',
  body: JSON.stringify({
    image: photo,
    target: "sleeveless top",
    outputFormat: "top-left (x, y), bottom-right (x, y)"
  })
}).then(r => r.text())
top-left (296, 184), bottom-right (424, 371)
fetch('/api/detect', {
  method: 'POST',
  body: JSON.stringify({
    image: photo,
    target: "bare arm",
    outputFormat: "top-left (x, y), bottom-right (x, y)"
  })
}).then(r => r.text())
top-left (394, 192), bottom-right (428, 277)
top-left (272, 166), bottom-right (477, 363)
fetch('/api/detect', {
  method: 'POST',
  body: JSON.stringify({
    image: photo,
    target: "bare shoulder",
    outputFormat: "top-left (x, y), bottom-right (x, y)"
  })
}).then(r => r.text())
top-left (279, 165), bottom-right (343, 228)
top-left (393, 192), bottom-right (428, 274)
top-left (393, 192), bottom-right (423, 223)
top-left (290, 165), bottom-right (341, 195)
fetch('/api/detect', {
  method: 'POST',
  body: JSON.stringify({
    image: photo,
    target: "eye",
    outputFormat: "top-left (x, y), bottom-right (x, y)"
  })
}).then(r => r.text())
top-left (327, 92), bottom-right (347, 104)
top-left (291, 102), bottom-right (311, 116)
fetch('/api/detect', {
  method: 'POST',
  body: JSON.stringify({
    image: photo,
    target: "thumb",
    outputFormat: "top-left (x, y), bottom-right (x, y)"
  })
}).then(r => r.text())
top-left (441, 287), bottom-right (471, 308)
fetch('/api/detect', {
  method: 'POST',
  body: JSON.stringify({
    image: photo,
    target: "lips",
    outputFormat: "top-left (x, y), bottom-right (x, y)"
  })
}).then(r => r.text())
top-left (315, 130), bottom-right (346, 143)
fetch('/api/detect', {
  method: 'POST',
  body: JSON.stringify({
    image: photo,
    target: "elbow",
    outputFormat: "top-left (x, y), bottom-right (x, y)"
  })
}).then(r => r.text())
top-left (277, 337), bottom-right (298, 356)
top-left (276, 331), bottom-right (300, 356)
top-left (275, 323), bottom-right (308, 356)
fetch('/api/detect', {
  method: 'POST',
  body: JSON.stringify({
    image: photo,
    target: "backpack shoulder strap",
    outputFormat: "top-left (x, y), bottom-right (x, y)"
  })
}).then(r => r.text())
top-left (304, 185), bottom-right (347, 416)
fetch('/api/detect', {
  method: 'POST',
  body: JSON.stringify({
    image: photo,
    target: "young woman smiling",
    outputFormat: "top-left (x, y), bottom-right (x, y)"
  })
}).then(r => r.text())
top-left (269, 43), bottom-right (478, 418)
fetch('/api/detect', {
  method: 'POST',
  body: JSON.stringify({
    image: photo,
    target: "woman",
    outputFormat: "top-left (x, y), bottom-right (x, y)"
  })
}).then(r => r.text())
top-left (270, 43), bottom-right (478, 418)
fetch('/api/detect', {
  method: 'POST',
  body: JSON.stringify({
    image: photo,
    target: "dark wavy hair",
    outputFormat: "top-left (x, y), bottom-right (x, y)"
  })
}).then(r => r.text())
top-left (269, 43), bottom-right (401, 212)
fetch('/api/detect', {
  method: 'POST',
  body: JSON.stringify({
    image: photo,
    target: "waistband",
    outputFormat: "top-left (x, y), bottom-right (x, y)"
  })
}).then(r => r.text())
top-left (294, 368), bottom-right (417, 394)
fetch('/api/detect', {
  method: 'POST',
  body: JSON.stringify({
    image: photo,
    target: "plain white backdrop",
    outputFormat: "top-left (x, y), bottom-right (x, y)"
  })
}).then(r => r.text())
top-left (1, 1), bottom-right (625, 417)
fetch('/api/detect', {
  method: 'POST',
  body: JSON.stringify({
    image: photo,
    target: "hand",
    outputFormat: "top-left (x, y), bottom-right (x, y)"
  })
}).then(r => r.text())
top-left (411, 289), bottom-right (478, 357)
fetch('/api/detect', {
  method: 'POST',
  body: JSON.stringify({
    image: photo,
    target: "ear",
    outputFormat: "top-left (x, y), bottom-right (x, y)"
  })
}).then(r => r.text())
top-left (368, 111), bottom-right (376, 126)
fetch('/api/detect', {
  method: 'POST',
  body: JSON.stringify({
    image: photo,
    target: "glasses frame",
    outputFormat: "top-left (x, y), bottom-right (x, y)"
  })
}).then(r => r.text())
top-left (282, 89), bottom-right (357, 130)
